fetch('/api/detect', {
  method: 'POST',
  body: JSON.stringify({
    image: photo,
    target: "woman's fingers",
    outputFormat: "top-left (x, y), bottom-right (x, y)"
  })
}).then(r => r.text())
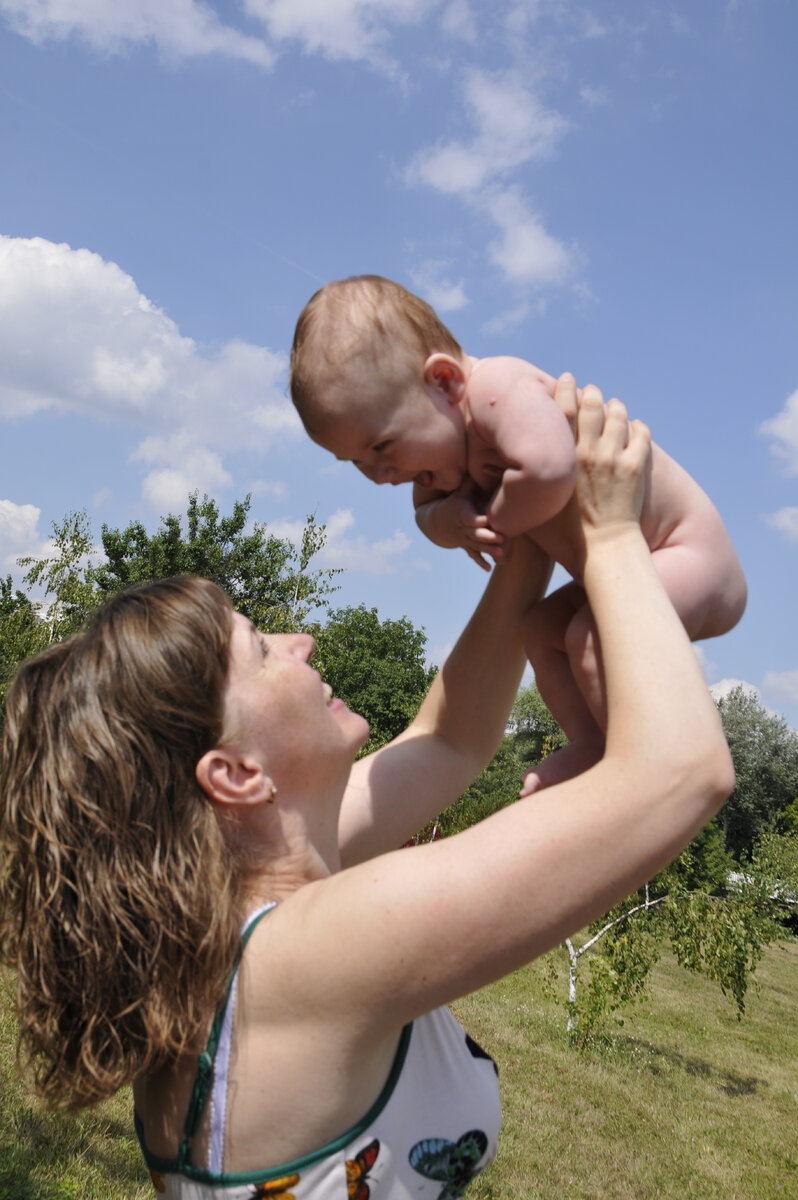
top-left (575, 384), bottom-right (606, 449)
top-left (601, 398), bottom-right (630, 451)
top-left (553, 372), bottom-right (579, 437)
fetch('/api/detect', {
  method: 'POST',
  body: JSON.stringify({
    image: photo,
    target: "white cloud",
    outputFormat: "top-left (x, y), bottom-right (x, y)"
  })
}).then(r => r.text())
top-left (405, 69), bottom-right (578, 291)
top-left (440, 0), bottom-right (476, 43)
top-left (134, 441), bottom-right (233, 511)
top-left (250, 479), bottom-right (288, 498)
top-left (0, 0), bottom-right (274, 66)
top-left (709, 677), bottom-right (761, 704)
top-left (319, 508), bottom-right (412, 574)
top-left (408, 261), bottom-right (468, 313)
top-left (244, 0), bottom-right (432, 72)
top-left (580, 83), bottom-right (609, 108)
top-left (764, 506), bottom-right (798, 542)
top-left (486, 187), bottom-right (575, 287)
top-left (408, 67), bottom-right (569, 196)
top-left (0, 499), bottom-right (43, 571)
top-left (759, 388), bottom-right (798, 475)
top-left (0, 236), bottom-right (300, 506)
top-left (264, 507), bottom-right (412, 573)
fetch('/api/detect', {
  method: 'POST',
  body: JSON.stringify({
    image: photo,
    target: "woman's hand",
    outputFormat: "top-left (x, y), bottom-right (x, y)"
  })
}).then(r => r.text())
top-left (574, 385), bottom-right (650, 535)
top-left (547, 380), bottom-right (651, 573)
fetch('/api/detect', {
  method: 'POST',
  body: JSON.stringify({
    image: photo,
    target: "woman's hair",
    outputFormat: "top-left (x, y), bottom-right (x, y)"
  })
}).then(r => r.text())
top-left (289, 274), bottom-right (463, 430)
top-left (0, 576), bottom-right (243, 1110)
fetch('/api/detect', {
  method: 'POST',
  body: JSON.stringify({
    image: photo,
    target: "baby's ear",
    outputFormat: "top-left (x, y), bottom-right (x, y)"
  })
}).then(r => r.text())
top-left (424, 354), bottom-right (467, 404)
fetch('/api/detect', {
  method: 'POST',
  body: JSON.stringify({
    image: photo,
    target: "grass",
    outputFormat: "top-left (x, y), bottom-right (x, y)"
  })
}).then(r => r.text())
top-left (1, 938), bottom-right (796, 1199)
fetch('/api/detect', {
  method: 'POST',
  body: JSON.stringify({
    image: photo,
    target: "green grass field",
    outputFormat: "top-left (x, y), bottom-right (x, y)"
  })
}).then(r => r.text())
top-left (2, 938), bottom-right (796, 1200)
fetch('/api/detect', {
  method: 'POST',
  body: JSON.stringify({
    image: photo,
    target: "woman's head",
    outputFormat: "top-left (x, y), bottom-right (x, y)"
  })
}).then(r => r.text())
top-left (0, 576), bottom-right (243, 1109)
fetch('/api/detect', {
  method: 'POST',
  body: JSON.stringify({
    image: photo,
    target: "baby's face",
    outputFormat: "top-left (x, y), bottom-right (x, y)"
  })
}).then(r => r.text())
top-left (311, 379), bottom-right (468, 493)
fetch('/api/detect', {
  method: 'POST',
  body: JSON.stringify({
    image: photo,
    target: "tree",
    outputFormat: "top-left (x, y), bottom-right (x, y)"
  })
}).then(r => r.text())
top-left (312, 604), bottom-right (436, 755)
top-left (551, 829), bottom-right (798, 1047)
top-left (0, 577), bottom-right (48, 713)
top-left (1, 497), bottom-right (341, 728)
top-left (509, 681), bottom-right (567, 768)
top-left (431, 736), bottom-right (524, 840)
top-left (716, 686), bottom-right (798, 857)
top-left (17, 510), bottom-right (100, 643)
top-left (96, 493), bottom-right (340, 631)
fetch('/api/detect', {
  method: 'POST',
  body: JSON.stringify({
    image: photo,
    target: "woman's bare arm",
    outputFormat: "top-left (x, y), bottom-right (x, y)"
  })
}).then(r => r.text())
top-left (337, 535), bottom-right (552, 865)
top-left (278, 388), bottom-right (733, 1033)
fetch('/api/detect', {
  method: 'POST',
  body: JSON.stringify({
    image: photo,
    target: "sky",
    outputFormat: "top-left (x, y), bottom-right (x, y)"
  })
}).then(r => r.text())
top-left (0, 0), bottom-right (796, 727)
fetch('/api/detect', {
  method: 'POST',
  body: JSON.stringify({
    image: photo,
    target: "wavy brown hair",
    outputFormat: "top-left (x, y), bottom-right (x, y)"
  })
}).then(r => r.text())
top-left (0, 576), bottom-right (243, 1109)
top-left (289, 274), bottom-right (463, 431)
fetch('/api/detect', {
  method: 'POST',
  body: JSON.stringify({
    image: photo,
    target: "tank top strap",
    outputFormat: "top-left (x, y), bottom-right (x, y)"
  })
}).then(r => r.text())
top-left (176, 902), bottom-right (278, 1172)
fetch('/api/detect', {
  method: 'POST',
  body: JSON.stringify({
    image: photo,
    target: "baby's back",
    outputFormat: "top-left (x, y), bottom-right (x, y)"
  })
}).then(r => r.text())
top-left (532, 440), bottom-right (725, 583)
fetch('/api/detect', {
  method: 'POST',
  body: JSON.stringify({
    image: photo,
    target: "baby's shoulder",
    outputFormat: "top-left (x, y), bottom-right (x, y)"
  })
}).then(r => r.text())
top-left (468, 356), bottom-right (554, 404)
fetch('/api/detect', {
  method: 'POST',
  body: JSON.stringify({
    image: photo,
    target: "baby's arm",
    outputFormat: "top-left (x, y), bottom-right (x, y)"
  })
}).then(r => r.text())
top-left (414, 480), bottom-right (510, 571)
top-left (468, 358), bottom-right (577, 538)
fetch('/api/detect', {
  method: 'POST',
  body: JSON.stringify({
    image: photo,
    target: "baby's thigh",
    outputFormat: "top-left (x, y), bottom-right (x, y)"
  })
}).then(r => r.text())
top-left (651, 541), bottom-right (746, 640)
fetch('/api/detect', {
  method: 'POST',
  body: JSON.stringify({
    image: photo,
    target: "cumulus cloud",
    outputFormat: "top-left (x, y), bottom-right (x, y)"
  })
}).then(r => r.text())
top-left (0, 0), bottom-right (274, 66)
top-left (408, 261), bottom-right (468, 313)
top-left (244, 0), bottom-right (432, 72)
top-left (0, 499), bottom-right (43, 571)
top-left (709, 677), bottom-right (761, 704)
top-left (440, 0), bottom-right (477, 43)
top-left (406, 68), bottom-right (577, 293)
top-left (764, 506), bottom-right (798, 543)
top-left (272, 508), bottom-right (412, 574)
top-left (485, 187), bottom-right (574, 287)
top-left (759, 388), bottom-right (798, 475)
top-left (408, 67), bottom-right (569, 195)
top-left (0, 235), bottom-right (300, 507)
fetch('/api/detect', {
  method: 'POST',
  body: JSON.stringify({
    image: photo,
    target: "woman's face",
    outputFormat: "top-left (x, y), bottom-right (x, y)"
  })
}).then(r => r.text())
top-left (222, 613), bottom-right (369, 785)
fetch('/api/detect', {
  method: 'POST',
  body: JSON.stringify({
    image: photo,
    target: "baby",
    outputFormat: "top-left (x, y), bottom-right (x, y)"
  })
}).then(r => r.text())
top-left (289, 275), bottom-right (747, 792)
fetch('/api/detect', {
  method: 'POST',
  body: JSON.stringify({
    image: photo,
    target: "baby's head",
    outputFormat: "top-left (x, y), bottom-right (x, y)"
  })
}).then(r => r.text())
top-left (289, 275), bottom-right (464, 437)
top-left (289, 276), bottom-right (470, 490)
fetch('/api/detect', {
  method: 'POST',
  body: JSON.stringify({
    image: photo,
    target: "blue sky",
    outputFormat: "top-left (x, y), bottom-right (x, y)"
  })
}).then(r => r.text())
top-left (0, 1), bottom-right (796, 727)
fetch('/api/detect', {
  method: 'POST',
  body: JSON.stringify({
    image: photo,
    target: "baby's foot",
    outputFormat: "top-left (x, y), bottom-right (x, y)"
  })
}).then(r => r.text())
top-left (520, 741), bottom-right (603, 796)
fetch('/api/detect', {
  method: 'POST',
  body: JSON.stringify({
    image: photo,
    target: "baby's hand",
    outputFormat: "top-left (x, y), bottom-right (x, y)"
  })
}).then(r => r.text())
top-left (416, 481), bottom-right (510, 571)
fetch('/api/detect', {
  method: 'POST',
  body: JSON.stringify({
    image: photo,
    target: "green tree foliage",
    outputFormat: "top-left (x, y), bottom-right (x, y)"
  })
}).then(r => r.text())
top-left (0, 578), bottom-right (48, 711)
top-left (717, 686), bottom-right (798, 857)
top-left (428, 736), bottom-right (524, 840)
top-left (509, 681), bottom-right (567, 768)
top-left (96, 493), bottom-right (340, 631)
top-left (312, 604), bottom-right (436, 755)
top-left (18, 510), bottom-right (101, 642)
top-left (0, 496), bottom-right (342, 728)
top-left (556, 828), bottom-right (798, 1047)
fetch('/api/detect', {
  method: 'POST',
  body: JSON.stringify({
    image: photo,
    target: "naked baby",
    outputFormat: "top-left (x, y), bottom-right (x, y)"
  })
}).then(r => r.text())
top-left (289, 275), bottom-right (747, 792)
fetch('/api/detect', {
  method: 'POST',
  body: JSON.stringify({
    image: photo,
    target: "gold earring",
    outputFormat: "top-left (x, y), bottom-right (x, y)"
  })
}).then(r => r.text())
top-left (267, 784), bottom-right (278, 805)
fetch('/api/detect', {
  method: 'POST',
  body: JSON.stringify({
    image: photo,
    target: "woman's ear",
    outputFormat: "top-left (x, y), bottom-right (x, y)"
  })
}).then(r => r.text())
top-left (196, 747), bottom-right (276, 808)
top-left (423, 353), bottom-right (467, 404)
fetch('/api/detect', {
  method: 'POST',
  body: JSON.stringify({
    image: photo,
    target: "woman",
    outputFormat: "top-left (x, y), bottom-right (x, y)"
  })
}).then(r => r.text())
top-left (0, 382), bottom-right (733, 1198)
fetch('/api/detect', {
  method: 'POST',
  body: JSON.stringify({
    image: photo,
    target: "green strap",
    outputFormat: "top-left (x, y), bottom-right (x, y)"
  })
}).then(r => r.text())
top-left (176, 905), bottom-right (276, 1169)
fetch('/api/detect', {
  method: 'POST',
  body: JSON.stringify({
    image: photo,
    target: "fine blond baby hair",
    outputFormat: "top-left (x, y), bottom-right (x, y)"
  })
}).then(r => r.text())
top-left (289, 275), bottom-right (463, 431)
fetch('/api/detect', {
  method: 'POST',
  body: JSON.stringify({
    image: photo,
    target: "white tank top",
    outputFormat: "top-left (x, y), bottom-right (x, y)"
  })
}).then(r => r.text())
top-left (135, 905), bottom-right (502, 1198)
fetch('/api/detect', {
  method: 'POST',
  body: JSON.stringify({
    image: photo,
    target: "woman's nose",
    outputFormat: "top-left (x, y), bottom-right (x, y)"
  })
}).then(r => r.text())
top-left (289, 633), bottom-right (315, 660)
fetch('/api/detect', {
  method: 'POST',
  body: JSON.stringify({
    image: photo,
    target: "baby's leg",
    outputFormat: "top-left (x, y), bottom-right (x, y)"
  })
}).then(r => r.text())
top-left (648, 538), bottom-right (747, 641)
top-left (521, 584), bottom-right (605, 795)
top-left (521, 532), bottom-right (746, 795)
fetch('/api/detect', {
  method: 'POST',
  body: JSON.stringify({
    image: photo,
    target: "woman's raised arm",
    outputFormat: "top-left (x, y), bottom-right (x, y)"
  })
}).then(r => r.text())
top-left (289, 386), bottom-right (733, 1032)
top-left (337, 534), bottom-right (552, 866)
